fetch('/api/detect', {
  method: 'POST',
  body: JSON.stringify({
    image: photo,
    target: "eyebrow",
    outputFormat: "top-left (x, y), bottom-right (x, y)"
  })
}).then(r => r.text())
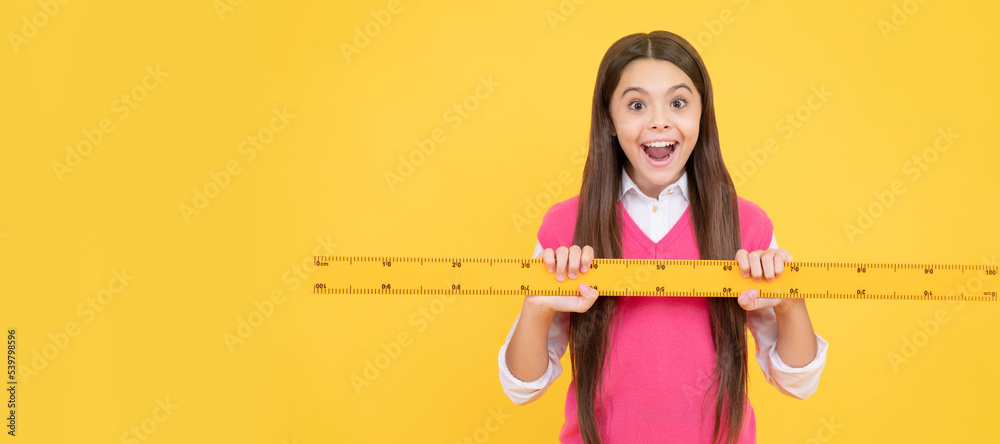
top-left (621, 83), bottom-right (692, 98)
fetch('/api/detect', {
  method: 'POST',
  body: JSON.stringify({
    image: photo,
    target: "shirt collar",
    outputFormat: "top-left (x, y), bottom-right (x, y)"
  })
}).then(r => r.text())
top-left (618, 166), bottom-right (689, 202)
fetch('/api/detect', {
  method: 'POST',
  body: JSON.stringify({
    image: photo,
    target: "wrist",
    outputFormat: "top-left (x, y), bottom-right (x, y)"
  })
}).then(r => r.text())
top-left (774, 297), bottom-right (806, 316)
top-left (522, 299), bottom-right (558, 321)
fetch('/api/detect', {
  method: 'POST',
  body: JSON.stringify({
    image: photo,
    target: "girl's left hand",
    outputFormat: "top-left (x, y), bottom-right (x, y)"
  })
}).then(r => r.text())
top-left (734, 248), bottom-right (793, 312)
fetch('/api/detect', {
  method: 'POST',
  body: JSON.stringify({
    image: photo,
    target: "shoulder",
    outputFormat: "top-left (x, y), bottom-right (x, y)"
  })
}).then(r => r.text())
top-left (736, 196), bottom-right (771, 225)
top-left (537, 195), bottom-right (581, 250)
top-left (542, 195), bottom-right (580, 224)
top-left (736, 196), bottom-right (774, 251)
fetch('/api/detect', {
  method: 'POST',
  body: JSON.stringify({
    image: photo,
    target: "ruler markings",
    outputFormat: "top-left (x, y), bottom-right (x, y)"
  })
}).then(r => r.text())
top-left (311, 256), bottom-right (998, 301)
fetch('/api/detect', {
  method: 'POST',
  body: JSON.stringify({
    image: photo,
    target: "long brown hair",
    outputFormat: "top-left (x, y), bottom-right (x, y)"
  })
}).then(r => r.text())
top-left (569, 31), bottom-right (747, 444)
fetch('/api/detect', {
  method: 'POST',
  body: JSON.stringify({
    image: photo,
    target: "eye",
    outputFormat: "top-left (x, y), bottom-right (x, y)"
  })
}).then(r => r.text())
top-left (670, 98), bottom-right (687, 108)
top-left (628, 100), bottom-right (645, 111)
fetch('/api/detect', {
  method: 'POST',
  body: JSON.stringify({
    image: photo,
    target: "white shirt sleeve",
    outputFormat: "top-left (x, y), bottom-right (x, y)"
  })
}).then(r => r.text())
top-left (746, 233), bottom-right (830, 399)
top-left (497, 241), bottom-right (570, 405)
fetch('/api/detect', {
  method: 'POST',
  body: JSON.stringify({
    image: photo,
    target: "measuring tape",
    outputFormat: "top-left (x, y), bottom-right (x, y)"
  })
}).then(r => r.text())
top-left (311, 256), bottom-right (999, 301)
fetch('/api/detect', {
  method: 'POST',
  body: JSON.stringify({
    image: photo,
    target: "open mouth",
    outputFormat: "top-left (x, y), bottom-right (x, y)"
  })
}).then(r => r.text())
top-left (641, 140), bottom-right (677, 163)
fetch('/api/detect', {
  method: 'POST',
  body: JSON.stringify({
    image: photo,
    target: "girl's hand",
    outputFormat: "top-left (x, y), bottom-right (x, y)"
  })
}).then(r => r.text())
top-left (734, 248), bottom-right (793, 312)
top-left (523, 245), bottom-right (600, 315)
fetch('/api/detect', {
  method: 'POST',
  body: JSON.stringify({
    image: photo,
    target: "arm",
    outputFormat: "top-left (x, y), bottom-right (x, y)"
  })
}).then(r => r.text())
top-left (505, 242), bottom-right (559, 382)
top-left (772, 298), bottom-right (818, 366)
top-left (497, 242), bottom-right (571, 405)
top-left (740, 234), bottom-right (829, 398)
top-left (746, 306), bottom-right (829, 399)
top-left (505, 302), bottom-right (559, 382)
top-left (498, 243), bottom-right (599, 404)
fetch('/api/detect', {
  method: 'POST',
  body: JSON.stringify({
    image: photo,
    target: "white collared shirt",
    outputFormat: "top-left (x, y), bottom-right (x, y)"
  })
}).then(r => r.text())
top-left (499, 166), bottom-right (829, 405)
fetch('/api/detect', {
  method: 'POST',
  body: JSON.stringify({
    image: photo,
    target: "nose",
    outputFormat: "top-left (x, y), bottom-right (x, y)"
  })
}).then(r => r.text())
top-left (648, 105), bottom-right (671, 130)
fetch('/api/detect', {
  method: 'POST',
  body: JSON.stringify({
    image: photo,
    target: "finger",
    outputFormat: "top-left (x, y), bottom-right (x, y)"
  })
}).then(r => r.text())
top-left (568, 245), bottom-right (582, 279)
top-left (756, 298), bottom-right (784, 309)
top-left (737, 289), bottom-right (784, 311)
top-left (543, 248), bottom-right (555, 273)
top-left (761, 250), bottom-right (776, 282)
top-left (774, 249), bottom-right (792, 278)
top-left (580, 245), bottom-right (595, 273)
top-left (748, 250), bottom-right (763, 282)
top-left (736, 289), bottom-right (756, 310)
top-left (555, 246), bottom-right (569, 281)
top-left (536, 285), bottom-right (598, 313)
top-left (576, 283), bottom-right (599, 312)
top-left (735, 249), bottom-right (750, 278)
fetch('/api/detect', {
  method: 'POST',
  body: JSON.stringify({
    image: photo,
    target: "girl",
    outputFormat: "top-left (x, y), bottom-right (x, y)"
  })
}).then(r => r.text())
top-left (498, 31), bottom-right (828, 443)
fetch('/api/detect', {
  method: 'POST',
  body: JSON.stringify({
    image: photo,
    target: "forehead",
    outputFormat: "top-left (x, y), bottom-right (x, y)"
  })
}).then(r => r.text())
top-left (615, 58), bottom-right (697, 95)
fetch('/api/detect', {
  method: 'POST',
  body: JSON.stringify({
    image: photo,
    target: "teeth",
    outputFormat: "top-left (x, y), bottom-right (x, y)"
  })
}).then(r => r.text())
top-left (643, 141), bottom-right (676, 148)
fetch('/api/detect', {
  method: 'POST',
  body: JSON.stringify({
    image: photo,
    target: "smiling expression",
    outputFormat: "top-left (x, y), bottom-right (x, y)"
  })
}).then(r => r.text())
top-left (609, 58), bottom-right (702, 199)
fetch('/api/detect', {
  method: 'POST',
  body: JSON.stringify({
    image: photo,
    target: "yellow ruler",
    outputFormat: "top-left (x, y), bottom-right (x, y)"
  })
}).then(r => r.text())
top-left (311, 256), bottom-right (999, 301)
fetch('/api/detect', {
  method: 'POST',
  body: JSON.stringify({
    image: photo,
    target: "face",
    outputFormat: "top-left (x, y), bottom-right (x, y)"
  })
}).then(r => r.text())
top-left (608, 58), bottom-right (702, 199)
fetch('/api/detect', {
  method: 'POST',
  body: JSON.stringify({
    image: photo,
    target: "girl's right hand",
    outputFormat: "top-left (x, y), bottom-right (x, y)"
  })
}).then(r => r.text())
top-left (523, 245), bottom-right (600, 315)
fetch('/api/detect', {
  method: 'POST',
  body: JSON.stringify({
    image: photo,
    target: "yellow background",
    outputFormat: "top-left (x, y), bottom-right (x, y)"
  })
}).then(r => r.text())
top-left (2, 0), bottom-right (998, 442)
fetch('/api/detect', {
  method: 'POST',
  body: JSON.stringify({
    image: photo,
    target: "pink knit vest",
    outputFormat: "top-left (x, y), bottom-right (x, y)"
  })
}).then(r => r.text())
top-left (536, 195), bottom-right (774, 443)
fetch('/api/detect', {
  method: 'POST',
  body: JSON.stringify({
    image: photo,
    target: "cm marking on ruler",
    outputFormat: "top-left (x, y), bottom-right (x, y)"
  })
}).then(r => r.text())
top-left (310, 256), bottom-right (998, 301)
